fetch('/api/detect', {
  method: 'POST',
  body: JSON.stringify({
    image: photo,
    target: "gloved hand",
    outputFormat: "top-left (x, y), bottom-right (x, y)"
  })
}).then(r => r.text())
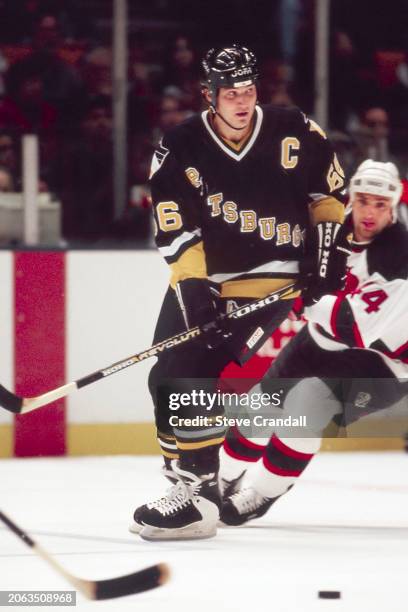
top-left (175, 278), bottom-right (231, 349)
top-left (300, 221), bottom-right (351, 306)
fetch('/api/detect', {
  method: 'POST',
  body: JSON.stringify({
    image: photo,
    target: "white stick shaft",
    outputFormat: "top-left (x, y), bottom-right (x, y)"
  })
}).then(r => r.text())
top-left (21, 383), bottom-right (77, 413)
top-left (34, 543), bottom-right (94, 599)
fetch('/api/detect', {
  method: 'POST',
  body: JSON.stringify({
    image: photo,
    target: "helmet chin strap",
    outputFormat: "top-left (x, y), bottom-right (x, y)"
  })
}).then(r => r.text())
top-left (210, 106), bottom-right (248, 131)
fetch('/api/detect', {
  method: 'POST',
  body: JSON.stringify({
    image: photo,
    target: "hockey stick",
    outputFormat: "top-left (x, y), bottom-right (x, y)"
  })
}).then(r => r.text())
top-left (0, 282), bottom-right (297, 414)
top-left (0, 509), bottom-right (169, 600)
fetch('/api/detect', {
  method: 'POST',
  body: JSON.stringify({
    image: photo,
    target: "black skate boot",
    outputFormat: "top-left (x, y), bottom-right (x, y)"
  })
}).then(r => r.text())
top-left (129, 463), bottom-right (179, 535)
top-left (138, 465), bottom-right (221, 541)
top-left (220, 487), bottom-right (278, 526)
top-left (219, 469), bottom-right (246, 501)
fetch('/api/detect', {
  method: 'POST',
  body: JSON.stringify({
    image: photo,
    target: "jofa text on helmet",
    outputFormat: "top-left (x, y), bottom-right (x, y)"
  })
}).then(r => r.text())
top-left (231, 67), bottom-right (253, 77)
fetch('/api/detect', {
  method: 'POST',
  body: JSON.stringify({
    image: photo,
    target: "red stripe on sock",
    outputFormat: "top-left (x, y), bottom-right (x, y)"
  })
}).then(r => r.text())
top-left (224, 440), bottom-right (260, 462)
top-left (262, 453), bottom-right (302, 477)
top-left (231, 425), bottom-right (267, 450)
top-left (14, 252), bottom-right (66, 457)
top-left (271, 434), bottom-right (315, 461)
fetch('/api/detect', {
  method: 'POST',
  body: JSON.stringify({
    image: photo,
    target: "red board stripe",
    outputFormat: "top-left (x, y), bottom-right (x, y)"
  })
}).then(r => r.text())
top-left (14, 252), bottom-right (66, 457)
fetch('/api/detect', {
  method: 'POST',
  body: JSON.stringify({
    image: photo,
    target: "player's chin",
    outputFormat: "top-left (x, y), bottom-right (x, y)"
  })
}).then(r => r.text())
top-left (233, 115), bottom-right (250, 128)
top-left (363, 226), bottom-right (377, 238)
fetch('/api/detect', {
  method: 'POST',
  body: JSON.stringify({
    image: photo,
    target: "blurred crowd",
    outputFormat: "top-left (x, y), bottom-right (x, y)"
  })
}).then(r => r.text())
top-left (0, 0), bottom-right (407, 245)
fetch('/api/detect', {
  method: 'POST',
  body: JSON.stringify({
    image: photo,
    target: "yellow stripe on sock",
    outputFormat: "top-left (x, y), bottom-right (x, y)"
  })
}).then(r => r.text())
top-left (176, 437), bottom-right (225, 451)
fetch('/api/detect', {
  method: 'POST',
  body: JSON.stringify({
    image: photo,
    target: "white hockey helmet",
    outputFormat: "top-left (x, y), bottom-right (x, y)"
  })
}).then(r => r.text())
top-left (349, 159), bottom-right (403, 222)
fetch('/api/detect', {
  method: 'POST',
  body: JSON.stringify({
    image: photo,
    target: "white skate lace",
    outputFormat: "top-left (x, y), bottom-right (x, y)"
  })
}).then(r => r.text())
top-left (145, 467), bottom-right (215, 516)
top-left (230, 488), bottom-right (268, 515)
top-left (144, 467), bottom-right (179, 509)
top-left (219, 470), bottom-right (246, 497)
top-left (146, 479), bottom-right (190, 516)
top-left (173, 466), bottom-right (217, 496)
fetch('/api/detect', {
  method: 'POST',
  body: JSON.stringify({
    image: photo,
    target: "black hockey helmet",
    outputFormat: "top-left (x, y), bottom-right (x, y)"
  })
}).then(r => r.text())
top-left (202, 44), bottom-right (259, 107)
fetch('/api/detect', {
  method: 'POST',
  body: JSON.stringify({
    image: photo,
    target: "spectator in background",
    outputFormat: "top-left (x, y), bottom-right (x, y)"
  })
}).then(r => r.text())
top-left (258, 58), bottom-right (295, 107)
top-left (277, 0), bottom-right (302, 83)
top-left (152, 93), bottom-right (192, 142)
top-left (0, 61), bottom-right (57, 135)
top-left (329, 0), bottom-right (408, 130)
top-left (80, 47), bottom-right (112, 98)
top-left (359, 106), bottom-right (390, 162)
top-left (129, 45), bottom-right (155, 100)
top-left (361, 107), bottom-right (390, 138)
top-left (0, 61), bottom-right (57, 182)
top-left (0, 0), bottom-right (94, 44)
top-left (0, 0), bottom-right (45, 43)
top-left (128, 44), bottom-right (156, 140)
top-left (130, 93), bottom-right (192, 196)
top-left (349, 106), bottom-right (403, 172)
top-left (0, 166), bottom-right (14, 192)
top-left (9, 11), bottom-right (84, 128)
top-left (0, 130), bottom-right (19, 185)
top-left (0, 127), bottom-right (49, 193)
top-left (52, 95), bottom-right (115, 242)
top-left (158, 35), bottom-right (202, 111)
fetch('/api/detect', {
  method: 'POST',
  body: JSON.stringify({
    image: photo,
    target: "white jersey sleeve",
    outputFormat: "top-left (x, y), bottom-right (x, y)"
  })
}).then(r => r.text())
top-left (305, 273), bottom-right (408, 361)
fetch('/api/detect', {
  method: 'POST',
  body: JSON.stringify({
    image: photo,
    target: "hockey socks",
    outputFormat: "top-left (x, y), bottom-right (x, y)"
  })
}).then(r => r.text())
top-left (220, 435), bottom-right (321, 525)
top-left (222, 425), bottom-right (266, 465)
top-left (253, 434), bottom-right (320, 498)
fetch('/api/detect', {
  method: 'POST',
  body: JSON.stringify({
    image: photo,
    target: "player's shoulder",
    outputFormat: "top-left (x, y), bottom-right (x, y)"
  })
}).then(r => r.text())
top-left (260, 104), bottom-right (328, 141)
top-left (150, 114), bottom-right (203, 179)
top-left (368, 221), bottom-right (408, 280)
top-left (161, 113), bottom-right (203, 150)
top-left (260, 104), bottom-right (306, 130)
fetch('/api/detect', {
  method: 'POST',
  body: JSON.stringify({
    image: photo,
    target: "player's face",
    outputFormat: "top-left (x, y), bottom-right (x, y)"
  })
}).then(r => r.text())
top-left (352, 193), bottom-right (393, 241)
top-left (215, 84), bottom-right (257, 131)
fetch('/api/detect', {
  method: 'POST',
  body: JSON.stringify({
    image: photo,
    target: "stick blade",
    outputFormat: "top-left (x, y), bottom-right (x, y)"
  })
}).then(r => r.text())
top-left (0, 385), bottom-right (23, 414)
top-left (93, 562), bottom-right (170, 600)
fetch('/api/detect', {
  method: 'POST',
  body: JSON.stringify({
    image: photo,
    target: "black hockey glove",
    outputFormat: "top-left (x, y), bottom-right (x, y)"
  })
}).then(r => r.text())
top-left (300, 221), bottom-right (351, 307)
top-left (175, 278), bottom-right (231, 350)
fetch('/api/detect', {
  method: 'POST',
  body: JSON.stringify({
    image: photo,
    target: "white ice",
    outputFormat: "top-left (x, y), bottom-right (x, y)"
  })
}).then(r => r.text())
top-left (1, 452), bottom-right (408, 611)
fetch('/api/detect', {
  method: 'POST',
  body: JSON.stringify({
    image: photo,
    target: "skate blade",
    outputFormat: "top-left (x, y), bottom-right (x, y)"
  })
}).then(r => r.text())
top-left (129, 521), bottom-right (143, 534)
top-left (139, 523), bottom-right (217, 541)
top-left (217, 520), bottom-right (238, 528)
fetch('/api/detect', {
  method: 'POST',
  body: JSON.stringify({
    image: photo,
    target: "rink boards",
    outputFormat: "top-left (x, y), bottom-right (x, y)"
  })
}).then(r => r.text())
top-left (0, 250), bottom-right (404, 457)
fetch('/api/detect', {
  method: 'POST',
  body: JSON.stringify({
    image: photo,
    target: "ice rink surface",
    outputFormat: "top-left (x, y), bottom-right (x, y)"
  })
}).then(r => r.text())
top-left (1, 451), bottom-right (408, 611)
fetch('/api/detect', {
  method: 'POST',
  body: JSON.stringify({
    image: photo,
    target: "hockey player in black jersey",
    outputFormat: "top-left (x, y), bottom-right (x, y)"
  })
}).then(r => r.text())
top-left (130, 44), bottom-right (349, 540)
top-left (219, 160), bottom-right (408, 526)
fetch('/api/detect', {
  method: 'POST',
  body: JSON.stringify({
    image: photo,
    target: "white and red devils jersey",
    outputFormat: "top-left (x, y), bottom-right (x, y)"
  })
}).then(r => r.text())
top-left (149, 104), bottom-right (346, 298)
top-left (306, 221), bottom-right (408, 376)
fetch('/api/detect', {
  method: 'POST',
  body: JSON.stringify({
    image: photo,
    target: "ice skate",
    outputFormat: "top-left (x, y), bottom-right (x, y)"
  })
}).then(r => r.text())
top-left (129, 463), bottom-right (179, 535)
top-left (137, 465), bottom-right (221, 541)
top-left (220, 487), bottom-right (278, 526)
top-left (219, 469), bottom-right (246, 500)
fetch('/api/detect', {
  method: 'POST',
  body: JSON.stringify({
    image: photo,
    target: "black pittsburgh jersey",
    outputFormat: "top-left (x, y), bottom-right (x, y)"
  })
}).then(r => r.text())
top-left (150, 104), bottom-right (347, 299)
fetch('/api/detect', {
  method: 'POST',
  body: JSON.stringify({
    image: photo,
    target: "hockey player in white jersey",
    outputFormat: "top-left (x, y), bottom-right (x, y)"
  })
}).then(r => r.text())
top-left (218, 160), bottom-right (408, 525)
